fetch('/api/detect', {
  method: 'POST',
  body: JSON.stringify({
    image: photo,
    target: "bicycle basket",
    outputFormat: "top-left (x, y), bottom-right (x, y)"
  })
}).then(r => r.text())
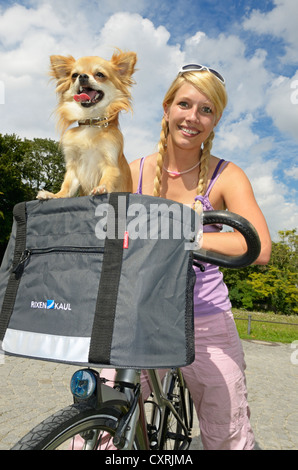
top-left (0, 194), bottom-right (198, 368)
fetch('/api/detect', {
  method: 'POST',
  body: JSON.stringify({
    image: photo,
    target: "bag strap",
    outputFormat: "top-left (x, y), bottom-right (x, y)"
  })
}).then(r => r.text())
top-left (0, 202), bottom-right (27, 341)
top-left (88, 193), bottom-right (129, 364)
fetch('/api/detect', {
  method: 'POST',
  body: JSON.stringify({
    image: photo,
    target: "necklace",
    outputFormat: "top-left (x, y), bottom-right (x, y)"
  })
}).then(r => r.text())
top-left (163, 159), bottom-right (201, 177)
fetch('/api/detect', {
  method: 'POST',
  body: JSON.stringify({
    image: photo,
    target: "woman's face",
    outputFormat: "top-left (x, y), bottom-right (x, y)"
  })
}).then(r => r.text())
top-left (164, 82), bottom-right (220, 151)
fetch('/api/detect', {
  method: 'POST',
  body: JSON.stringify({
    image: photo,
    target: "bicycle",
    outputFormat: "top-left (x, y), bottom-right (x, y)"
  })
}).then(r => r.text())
top-left (11, 210), bottom-right (260, 451)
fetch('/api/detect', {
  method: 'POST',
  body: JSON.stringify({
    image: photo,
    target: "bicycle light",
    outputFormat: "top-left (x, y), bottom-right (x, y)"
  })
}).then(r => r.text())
top-left (70, 369), bottom-right (97, 399)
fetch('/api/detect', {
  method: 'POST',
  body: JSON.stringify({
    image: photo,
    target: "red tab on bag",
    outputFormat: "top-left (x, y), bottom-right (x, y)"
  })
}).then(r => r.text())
top-left (123, 231), bottom-right (129, 249)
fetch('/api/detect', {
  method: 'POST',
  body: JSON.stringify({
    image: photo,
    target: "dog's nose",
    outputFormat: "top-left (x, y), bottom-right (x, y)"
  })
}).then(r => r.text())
top-left (79, 74), bottom-right (89, 85)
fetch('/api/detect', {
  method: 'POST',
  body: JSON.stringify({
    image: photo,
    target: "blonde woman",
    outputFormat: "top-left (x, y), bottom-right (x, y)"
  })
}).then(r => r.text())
top-left (130, 64), bottom-right (271, 450)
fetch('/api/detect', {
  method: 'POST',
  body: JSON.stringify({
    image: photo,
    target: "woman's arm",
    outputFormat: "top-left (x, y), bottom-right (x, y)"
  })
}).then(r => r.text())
top-left (202, 162), bottom-right (271, 265)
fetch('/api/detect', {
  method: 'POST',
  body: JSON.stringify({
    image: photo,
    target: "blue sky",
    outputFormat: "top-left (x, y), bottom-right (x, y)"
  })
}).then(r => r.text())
top-left (0, 0), bottom-right (297, 239)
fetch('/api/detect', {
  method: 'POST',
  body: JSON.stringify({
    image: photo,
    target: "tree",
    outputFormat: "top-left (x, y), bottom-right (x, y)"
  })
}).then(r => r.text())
top-left (221, 230), bottom-right (298, 315)
top-left (0, 134), bottom-right (32, 247)
top-left (21, 138), bottom-right (65, 194)
top-left (248, 267), bottom-right (297, 315)
top-left (248, 230), bottom-right (298, 315)
top-left (0, 134), bottom-right (65, 262)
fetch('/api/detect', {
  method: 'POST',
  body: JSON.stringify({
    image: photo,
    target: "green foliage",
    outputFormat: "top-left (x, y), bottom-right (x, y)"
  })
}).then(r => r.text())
top-left (0, 133), bottom-right (65, 259)
top-left (0, 134), bottom-right (32, 246)
top-left (221, 230), bottom-right (298, 315)
top-left (21, 137), bottom-right (65, 194)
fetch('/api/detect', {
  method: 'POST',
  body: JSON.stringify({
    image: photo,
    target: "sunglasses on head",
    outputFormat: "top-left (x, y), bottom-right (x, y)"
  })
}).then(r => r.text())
top-left (178, 64), bottom-right (225, 85)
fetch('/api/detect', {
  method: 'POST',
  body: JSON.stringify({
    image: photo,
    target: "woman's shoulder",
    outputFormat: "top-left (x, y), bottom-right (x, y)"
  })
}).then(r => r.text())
top-left (220, 160), bottom-right (250, 185)
top-left (210, 156), bottom-right (247, 180)
top-left (129, 156), bottom-right (142, 168)
top-left (129, 153), bottom-right (157, 177)
top-left (209, 157), bottom-right (252, 205)
top-left (130, 153), bottom-right (157, 168)
top-left (129, 153), bottom-right (158, 193)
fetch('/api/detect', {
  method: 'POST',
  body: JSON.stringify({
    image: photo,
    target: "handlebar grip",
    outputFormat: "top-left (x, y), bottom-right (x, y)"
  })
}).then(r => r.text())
top-left (193, 210), bottom-right (261, 268)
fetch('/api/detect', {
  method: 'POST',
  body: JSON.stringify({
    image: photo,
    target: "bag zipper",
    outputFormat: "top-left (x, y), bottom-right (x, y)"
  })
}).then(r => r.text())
top-left (13, 246), bottom-right (104, 279)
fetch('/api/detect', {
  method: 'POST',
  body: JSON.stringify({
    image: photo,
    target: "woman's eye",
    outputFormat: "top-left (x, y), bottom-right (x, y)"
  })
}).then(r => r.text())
top-left (179, 101), bottom-right (189, 108)
top-left (202, 106), bottom-right (213, 114)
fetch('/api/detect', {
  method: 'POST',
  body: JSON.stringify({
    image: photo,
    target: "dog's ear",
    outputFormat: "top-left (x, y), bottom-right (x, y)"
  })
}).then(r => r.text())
top-left (50, 55), bottom-right (76, 80)
top-left (111, 50), bottom-right (137, 79)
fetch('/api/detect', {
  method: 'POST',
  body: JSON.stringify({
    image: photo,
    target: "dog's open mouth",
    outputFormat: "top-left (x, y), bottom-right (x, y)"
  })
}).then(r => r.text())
top-left (74, 87), bottom-right (104, 107)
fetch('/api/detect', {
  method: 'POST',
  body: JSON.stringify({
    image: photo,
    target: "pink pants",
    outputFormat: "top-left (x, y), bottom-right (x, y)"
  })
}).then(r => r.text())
top-left (102, 310), bottom-right (255, 450)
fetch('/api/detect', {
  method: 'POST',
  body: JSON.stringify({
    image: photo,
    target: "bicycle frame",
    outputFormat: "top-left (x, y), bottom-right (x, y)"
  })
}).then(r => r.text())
top-left (146, 369), bottom-right (191, 449)
top-left (111, 368), bottom-right (148, 450)
top-left (73, 367), bottom-right (192, 450)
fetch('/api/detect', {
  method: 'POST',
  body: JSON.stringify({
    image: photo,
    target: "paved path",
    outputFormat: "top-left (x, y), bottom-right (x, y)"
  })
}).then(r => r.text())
top-left (242, 340), bottom-right (297, 450)
top-left (0, 340), bottom-right (297, 450)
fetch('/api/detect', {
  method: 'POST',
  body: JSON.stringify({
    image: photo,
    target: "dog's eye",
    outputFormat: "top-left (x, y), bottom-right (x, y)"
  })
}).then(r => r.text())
top-left (96, 72), bottom-right (105, 78)
top-left (72, 73), bottom-right (79, 79)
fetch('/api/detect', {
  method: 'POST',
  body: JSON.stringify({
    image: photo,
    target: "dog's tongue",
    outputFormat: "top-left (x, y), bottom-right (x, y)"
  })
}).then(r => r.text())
top-left (74, 89), bottom-right (99, 102)
top-left (74, 93), bottom-right (91, 102)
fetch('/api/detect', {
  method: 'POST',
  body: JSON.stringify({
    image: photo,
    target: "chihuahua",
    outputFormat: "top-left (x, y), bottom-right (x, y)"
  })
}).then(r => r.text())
top-left (37, 50), bottom-right (137, 199)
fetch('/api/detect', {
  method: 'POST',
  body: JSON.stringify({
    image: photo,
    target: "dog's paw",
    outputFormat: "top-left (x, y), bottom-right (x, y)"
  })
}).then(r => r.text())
top-left (91, 185), bottom-right (108, 195)
top-left (37, 190), bottom-right (55, 200)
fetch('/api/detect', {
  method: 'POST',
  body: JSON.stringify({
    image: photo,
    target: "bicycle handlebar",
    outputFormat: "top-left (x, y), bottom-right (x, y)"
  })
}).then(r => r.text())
top-left (193, 210), bottom-right (261, 269)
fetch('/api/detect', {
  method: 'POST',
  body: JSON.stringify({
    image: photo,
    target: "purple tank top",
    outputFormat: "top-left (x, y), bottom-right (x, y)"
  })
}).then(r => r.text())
top-left (136, 157), bottom-right (231, 316)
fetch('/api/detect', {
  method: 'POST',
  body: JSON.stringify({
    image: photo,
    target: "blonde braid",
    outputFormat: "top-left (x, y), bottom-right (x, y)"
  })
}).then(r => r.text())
top-left (194, 131), bottom-right (215, 213)
top-left (153, 117), bottom-right (168, 197)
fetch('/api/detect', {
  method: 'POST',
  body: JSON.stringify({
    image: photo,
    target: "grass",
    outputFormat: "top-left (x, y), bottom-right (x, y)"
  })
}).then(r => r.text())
top-left (233, 309), bottom-right (298, 344)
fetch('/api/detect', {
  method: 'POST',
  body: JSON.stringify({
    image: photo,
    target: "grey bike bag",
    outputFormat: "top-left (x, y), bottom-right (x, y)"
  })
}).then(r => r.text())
top-left (0, 194), bottom-right (198, 368)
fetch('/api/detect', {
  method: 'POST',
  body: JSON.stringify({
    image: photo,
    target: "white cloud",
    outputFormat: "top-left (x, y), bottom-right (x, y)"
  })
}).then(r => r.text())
top-left (243, 0), bottom-right (298, 63)
top-left (215, 114), bottom-right (259, 152)
top-left (265, 72), bottom-right (298, 139)
top-left (284, 166), bottom-right (298, 180)
top-left (0, 3), bottom-right (63, 47)
top-left (244, 159), bottom-right (298, 238)
top-left (97, 12), bottom-right (184, 91)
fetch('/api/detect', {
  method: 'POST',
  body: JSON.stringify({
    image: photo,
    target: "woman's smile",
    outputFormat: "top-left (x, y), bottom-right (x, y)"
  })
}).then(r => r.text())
top-left (178, 125), bottom-right (200, 137)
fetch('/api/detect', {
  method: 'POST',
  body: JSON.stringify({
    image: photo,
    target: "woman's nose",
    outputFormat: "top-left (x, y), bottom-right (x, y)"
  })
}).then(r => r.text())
top-left (186, 107), bottom-right (199, 123)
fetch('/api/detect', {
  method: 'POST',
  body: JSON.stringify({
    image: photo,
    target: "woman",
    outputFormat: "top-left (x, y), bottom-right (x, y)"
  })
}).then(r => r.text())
top-left (129, 64), bottom-right (271, 450)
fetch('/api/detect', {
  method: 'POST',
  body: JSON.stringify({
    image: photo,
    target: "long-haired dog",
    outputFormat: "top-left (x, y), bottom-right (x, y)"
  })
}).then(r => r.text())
top-left (37, 50), bottom-right (137, 199)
